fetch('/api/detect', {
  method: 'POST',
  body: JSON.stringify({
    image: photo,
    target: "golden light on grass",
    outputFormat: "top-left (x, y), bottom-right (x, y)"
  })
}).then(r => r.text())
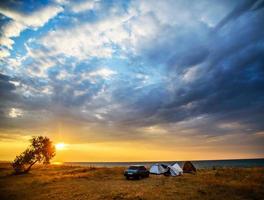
top-left (55, 143), bottom-right (67, 151)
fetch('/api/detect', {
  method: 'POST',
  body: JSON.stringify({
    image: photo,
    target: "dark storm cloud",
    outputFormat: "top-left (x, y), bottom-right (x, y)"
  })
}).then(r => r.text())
top-left (168, 46), bottom-right (209, 72)
top-left (215, 0), bottom-right (258, 30)
top-left (0, 73), bottom-right (16, 99)
top-left (0, 73), bottom-right (19, 126)
top-left (113, 1), bottom-right (264, 136)
top-left (252, 0), bottom-right (264, 11)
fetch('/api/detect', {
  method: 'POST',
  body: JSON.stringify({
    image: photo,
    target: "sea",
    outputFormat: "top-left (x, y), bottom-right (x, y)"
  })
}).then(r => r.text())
top-left (63, 158), bottom-right (264, 169)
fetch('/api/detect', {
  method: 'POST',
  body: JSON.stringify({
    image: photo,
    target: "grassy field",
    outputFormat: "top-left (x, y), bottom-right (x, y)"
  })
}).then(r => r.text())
top-left (0, 163), bottom-right (263, 200)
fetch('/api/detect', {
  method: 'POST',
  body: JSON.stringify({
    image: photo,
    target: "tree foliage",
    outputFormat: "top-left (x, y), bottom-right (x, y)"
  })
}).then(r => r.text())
top-left (12, 136), bottom-right (56, 174)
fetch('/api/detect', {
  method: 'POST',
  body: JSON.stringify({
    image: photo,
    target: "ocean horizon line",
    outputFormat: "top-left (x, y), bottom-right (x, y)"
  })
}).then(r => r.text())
top-left (1, 157), bottom-right (264, 163)
top-left (63, 157), bottom-right (264, 163)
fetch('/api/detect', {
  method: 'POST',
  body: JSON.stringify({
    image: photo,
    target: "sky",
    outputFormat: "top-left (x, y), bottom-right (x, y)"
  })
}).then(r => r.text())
top-left (0, 0), bottom-right (264, 162)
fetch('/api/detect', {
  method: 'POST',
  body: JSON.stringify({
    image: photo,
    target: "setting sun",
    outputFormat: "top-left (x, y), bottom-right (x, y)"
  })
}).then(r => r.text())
top-left (55, 143), bottom-right (66, 151)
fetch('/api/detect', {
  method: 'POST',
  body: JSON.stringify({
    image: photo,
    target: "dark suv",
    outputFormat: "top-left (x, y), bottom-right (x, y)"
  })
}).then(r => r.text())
top-left (124, 165), bottom-right (149, 179)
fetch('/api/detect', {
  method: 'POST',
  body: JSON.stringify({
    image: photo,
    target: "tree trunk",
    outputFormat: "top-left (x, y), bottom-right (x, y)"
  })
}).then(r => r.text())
top-left (25, 160), bottom-right (38, 173)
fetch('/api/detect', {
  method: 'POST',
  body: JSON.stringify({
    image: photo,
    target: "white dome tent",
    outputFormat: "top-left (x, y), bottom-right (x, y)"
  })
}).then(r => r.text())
top-left (167, 163), bottom-right (183, 176)
top-left (149, 164), bottom-right (168, 174)
top-left (172, 163), bottom-right (183, 174)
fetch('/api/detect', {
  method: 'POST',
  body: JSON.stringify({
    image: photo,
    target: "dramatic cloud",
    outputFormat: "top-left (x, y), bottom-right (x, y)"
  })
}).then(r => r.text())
top-left (0, 0), bottom-right (263, 158)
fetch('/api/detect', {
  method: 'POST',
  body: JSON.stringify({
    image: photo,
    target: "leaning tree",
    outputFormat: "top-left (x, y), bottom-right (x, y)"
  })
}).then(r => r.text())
top-left (12, 136), bottom-right (56, 174)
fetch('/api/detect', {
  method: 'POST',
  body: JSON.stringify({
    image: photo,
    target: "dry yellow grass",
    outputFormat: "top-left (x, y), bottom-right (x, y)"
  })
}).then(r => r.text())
top-left (0, 163), bottom-right (263, 200)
